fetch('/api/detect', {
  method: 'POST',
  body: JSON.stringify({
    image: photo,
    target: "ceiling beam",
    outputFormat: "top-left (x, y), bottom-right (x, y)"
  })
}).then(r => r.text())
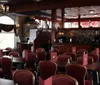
top-left (9, 0), bottom-right (100, 12)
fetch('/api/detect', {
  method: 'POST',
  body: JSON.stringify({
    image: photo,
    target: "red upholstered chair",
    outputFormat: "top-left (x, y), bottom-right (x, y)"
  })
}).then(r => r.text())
top-left (64, 52), bottom-right (77, 61)
top-left (26, 52), bottom-right (37, 64)
top-left (52, 74), bottom-right (79, 85)
top-left (77, 56), bottom-right (94, 65)
top-left (88, 53), bottom-right (99, 62)
top-left (22, 49), bottom-right (31, 61)
top-left (0, 57), bottom-right (14, 79)
top-left (0, 57), bottom-right (1, 66)
top-left (5, 47), bottom-right (12, 51)
top-left (91, 50), bottom-right (100, 56)
top-left (36, 48), bottom-right (45, 52)
top-left (39, 60), bottom-right (57, 80)
top-left (88, 53), bottom-right (100, 84)
top-left (8, 51), bottom-right (20, 69)
top-left (36, 50), bottom-right (47, 62)
top-left (77, 49), bottom-right (88, 57)
top-left (13, 69), bottom-right (35, 85)
top-left (23, 52), bottom-right (37, 83)
top-left (5, 47), bottom-right (12, 55)
top-left (77, 56), bottom-right (94, 83)
top-left (0, 49), bottom-right (3, 57)
top-left (17, 43), bottom-right (23, 56)
top-left (56, 54), bottom-right (72, 73)
top-left (66, 64), bottom-right (92, 85)
top-left (24, 52), bottom-right (37, 72)
top-left (9, 51), bottom-right (19, 57)
top-left (52, 48), bottom-right (60, 55)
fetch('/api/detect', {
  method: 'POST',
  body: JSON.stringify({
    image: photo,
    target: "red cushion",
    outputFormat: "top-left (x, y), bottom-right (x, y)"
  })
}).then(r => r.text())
top-left (85, 80), bottom-right (92, 85)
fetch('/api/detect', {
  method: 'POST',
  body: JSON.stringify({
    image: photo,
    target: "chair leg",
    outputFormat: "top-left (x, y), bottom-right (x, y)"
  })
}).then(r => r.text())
top-left (96, 71), bottom-right (99, 84)
top-left (86, 71), bottom-right (93, 85)
top-left (92, 71), bottom-right (99, 84)
top-left (36, 66), bottom-right (39, 84)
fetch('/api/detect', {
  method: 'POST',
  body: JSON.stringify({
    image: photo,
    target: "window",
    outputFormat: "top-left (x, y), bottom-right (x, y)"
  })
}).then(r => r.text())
top-left (29, 29), bottom-right (37, 43)
top-left (0, 15), bottom-right (15, 49)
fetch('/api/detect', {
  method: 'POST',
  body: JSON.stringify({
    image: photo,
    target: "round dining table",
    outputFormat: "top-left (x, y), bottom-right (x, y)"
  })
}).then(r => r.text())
top-left (0, 55), bottom-right (25, 69)
top-left (2, 55), bottom-right (24, 63)
top-left (3, 49), bottom-right (11, 55)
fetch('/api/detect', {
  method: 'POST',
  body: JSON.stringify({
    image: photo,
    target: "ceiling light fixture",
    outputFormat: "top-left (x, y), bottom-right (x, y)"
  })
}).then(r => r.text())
top-left (0, 0), bottom-right (11, 4)
top-left (94, 14), bottom-right (98, 16)
top-left (64, 13), bottom-right (67, 16)
top-left (89, 10), bottom-right (95, 13)
top-left (32, 0), bottom-right (42, 2)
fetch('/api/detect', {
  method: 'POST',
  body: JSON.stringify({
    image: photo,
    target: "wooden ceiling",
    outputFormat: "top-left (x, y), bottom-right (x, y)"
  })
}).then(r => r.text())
top-left (4, 0), bottom-right (100, 19)
top-left (6, 0), bottom-right (100, 12)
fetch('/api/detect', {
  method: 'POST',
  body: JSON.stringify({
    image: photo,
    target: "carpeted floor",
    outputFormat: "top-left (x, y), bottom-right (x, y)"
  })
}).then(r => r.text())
top-left (94, 84), bottom-right (100, 85)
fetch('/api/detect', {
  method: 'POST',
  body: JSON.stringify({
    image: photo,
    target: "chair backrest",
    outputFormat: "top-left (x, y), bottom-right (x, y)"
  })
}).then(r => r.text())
top-left (39, 60), bottom-right (57, 80)
top-left (0, 49), bottom-right (3, 57)
top-left (52, 74), bottom-right (78, 85)
top-left (77, 49), bottom-right (88, 57)
top-left (13, 69), bottom-right (35, 85)
top-left (52, 48), bottom-right (59, 55)
top-left (1, 57), bottom-right (12, 73)
top-left (36, 48), bottom-right (45, 52)
top-left (66, 64), bottom-right (87, 85)
top-left (77, 56), bottom-right (94, 64)
top-left (25, 52), bottom-right (37, 69)
top-left (88, 53), bottom-right (99, 62)
top-left (17, 43), bottom-right (23, 56)
top-left (5, 47), bottom-right (12, 51)
top-left (22, 50), bottom-right (31, 61)
top-left (91, 49), bottom-right (100, 56)
top-left (9, 51), bottom-right (19, 57)
top-left (64, 52), bottom-right (76, 61)
top-left (1, 57), bottom-right (12, 79)
top-left (27, 52), bottom-right (36, 62)
top-left (36, 50), bottom-right (47, 62)
top-left (56, 54), bottom-right (72, 67)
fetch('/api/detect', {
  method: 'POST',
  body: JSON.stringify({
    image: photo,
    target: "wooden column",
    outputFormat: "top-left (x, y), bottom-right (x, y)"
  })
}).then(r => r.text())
top-left (51, 9), bottom-right (57, 44)
top-left (17, 16), bottom-right (26, 37)
top-left (78, 8), bottom-right (81, 28)
top-left (51, 9), bottom-right (57, 28)
top-left (78, 14), bottom-right (81, 28)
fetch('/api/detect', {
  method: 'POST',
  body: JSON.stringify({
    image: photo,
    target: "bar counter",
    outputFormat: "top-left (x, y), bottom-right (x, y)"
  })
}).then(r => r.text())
top-left (17, 42), bottom-right (33, 50)
top-left (53, 43), bottom-right (100, 54)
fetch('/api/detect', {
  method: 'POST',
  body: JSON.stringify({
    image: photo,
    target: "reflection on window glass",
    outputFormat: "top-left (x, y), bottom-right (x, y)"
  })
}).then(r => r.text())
top-left (81, 21), bottom-right (89, 28)
top-left (90, 21), bottom-right (98, 27)
top-left (64, 21), bottom-right (100, 28)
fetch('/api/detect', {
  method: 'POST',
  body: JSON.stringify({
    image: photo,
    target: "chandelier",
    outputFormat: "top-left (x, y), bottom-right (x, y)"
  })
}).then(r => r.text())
top-left (32, 0), bottom-right (42, 2)
top-left (0, 0), bottom-right (10, 13)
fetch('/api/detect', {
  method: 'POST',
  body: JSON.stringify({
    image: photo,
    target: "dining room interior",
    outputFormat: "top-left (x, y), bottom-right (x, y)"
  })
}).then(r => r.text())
top-left (0, 0), bottom-right (100, 85)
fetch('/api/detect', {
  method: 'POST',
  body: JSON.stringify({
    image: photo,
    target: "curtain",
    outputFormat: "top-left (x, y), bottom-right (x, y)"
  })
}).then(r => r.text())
top-left (0, 24), bottom-right (16, 33)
